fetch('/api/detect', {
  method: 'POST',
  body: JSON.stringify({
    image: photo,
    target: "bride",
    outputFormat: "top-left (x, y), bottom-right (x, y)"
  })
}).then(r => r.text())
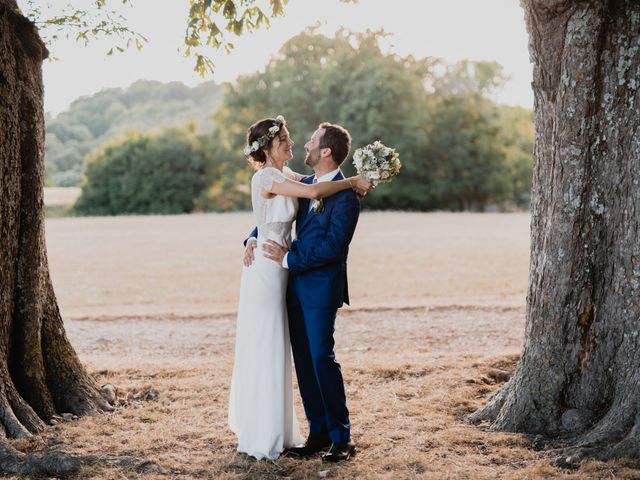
top-left (227, 115), bottom-right (371, 460)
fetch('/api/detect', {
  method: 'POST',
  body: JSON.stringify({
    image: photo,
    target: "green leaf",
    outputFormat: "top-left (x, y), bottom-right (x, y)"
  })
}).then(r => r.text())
top-left (209, 22), bottom-right (221, 36)
top-left (212, 0), bottom-right (224, 13)
top-left (232, 20), bottom-right (243, 36)
top-left (271, 0), bottom-right (283, 16)
top-left (223, 0), bottom-right (237, 19)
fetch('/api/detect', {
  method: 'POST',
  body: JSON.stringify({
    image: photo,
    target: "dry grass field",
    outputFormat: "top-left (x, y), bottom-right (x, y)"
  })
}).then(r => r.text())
top-left (46, 212), bottom-right (529, 319)
top-left (13, 212), bottom-right (638, 479)
top-left (44, 187), bottom-right (82, 206)
top-left (44, 187), bottom-right (82, 217)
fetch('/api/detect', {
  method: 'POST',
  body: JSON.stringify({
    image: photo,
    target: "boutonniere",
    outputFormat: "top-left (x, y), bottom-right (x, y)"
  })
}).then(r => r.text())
top-left (311, 198), bottom-right (324, 214)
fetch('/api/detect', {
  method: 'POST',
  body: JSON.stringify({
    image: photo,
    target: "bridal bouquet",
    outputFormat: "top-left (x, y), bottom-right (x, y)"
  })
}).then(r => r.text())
top-left (352, 141), bottom-right (401, 186)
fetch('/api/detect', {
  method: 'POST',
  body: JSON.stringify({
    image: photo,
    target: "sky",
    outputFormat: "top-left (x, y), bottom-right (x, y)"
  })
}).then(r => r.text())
top-left (37, 0), bottom-right (533, 116)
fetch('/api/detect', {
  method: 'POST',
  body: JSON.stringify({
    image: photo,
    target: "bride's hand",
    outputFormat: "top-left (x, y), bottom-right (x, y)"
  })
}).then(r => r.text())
top-left (244, 239), bottom-right (257, 267)
top-left (352, 175), bottom-right (375, 193)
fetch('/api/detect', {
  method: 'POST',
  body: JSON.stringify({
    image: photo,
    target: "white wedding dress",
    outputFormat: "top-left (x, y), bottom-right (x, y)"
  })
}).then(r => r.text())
top-left (228, 166), bottom-right (303, 460)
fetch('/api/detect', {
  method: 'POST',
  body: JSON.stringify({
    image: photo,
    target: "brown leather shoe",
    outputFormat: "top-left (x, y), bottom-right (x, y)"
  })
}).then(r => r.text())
top-left (321, 441), bottom-right (356, 462)
top-left (285, 432), bottom-right (332, 457)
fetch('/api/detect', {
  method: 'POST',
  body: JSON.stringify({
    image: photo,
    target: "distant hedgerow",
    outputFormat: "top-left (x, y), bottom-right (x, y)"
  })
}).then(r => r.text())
top-left (73, 129), bottom-right (208, 215)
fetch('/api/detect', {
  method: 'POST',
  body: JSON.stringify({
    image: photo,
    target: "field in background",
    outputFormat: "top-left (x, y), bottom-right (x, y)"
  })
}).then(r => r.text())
top-left (44, 186), bottom-right (81, 217)
top-left (46, 212), bottom-right (530, 319)
top-left (23, 212), bottom-right (638, 479)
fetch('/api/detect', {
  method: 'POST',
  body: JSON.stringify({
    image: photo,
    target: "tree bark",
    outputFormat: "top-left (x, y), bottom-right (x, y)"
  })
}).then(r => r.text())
top-left (0, 0), bottom-right (112, 474)
top-left (470, 0), bottom-right (640, 461)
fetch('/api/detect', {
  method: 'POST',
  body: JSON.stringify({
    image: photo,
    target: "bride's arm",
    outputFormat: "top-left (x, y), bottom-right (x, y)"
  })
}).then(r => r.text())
top-left (266, 175), bottom-right (371, 200)
top-left (283, 167), bottom-right (305, 182)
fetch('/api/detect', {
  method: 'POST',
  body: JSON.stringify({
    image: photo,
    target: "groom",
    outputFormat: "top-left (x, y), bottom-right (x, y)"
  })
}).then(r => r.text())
top-left (245, 122), bottom-right (361, 462)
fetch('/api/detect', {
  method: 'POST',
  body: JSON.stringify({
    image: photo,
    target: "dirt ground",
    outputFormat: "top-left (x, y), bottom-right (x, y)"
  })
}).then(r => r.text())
top-left (17, 212), bottom-right (639, 479)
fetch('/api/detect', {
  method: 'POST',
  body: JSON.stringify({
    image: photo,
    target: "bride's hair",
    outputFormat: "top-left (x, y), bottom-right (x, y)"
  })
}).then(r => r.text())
top-left (246, 117), bottom-right (288, 166)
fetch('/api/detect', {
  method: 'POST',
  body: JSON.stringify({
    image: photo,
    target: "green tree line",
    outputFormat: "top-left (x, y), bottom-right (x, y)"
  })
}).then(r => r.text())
top-left (71, 29), bottom-right (533, 215)
top-left (45, 80), bottom-right (223, 186)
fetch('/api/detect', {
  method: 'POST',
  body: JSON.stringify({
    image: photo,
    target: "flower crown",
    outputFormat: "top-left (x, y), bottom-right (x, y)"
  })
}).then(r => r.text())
top-left (244, 115), bottom-right (285, 156)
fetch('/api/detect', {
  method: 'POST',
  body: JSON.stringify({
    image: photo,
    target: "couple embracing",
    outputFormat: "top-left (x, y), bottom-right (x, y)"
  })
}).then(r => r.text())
top-left (227, 116), bottom-right (373, 462)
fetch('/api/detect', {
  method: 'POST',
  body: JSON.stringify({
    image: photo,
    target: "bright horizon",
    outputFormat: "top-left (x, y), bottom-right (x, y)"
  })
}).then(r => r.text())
top-left (38, 0), bottom-right (533, 117)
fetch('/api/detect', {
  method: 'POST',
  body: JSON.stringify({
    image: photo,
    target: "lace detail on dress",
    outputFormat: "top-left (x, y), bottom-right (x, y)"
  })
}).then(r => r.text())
top-left (261, 221), bottom-right (290, 241)
top-left (251, 166), bottom-right (298, 246)
top-left (258, 167), bottom-right (287, 191)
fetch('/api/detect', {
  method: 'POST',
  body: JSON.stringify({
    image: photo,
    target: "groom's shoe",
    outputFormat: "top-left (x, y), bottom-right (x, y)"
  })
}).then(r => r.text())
top-left (285, 432), bottom-right (332, 457)
top-left (321, 441), bottom-right (356, 462)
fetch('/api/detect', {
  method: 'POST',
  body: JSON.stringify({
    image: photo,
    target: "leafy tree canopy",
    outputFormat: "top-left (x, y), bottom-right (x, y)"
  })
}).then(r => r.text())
top-left (45, 80), bottom-right (222, 186)
top-left (21, 0), bottom-right (294, 74)
top-left (206, 28), bottom-right (532, 211)
top-left (73, 128), bottom-right (210, 215)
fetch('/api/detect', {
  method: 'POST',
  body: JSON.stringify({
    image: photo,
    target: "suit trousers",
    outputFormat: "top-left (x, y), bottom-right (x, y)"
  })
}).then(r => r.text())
top-left (287, 284), bottom-right (350, 444)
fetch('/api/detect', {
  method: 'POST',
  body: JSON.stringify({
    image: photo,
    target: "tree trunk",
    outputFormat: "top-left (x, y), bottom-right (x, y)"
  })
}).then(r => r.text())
top-left (470, 0), bottom-right (640, 461)
top-left (0, 0), bottom-right (112, 474)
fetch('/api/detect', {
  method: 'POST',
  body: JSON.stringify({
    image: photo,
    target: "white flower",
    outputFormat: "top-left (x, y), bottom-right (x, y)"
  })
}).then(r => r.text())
top-left (275, 115), bottom-right (285, 123)
top-left (352, 142), bottom-right (400, 186)
top-left (311, 198), bottom-right (324, 213)
top-left (268, 125), bottom-right (280, 135)
top-left (251, 141), bottom-right (259, 151)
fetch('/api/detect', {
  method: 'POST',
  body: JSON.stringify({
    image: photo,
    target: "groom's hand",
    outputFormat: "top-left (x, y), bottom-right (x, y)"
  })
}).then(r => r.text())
top-left (262, 239), bottom-right (289, 265)
top-left (244, 239), bottom-right (257, 266)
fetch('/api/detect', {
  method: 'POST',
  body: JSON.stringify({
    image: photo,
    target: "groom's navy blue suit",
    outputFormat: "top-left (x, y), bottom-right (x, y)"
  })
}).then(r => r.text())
top-left (248, 171), bottom-right (360, 444)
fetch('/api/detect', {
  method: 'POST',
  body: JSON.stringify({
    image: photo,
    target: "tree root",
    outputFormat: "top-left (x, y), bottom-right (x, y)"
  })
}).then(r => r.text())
top-left (466, 379), bottom-right (510, 425)
top-left (474, 377), bottom-right (640, 465)
top-left (40, 286), bottom-right (115, 416)
top-left (5, 380), bottom-right (46, 434)
top-left (550, 409), bottom-right (640, 464)
top-left (0, 443), bottom-right (81, 476)
top-left (0, 442), bottom-right (167, 476)
top-left (0, 391), bottom-right (31, 439)
top-left (94, 455), bottom-right (169, 475)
